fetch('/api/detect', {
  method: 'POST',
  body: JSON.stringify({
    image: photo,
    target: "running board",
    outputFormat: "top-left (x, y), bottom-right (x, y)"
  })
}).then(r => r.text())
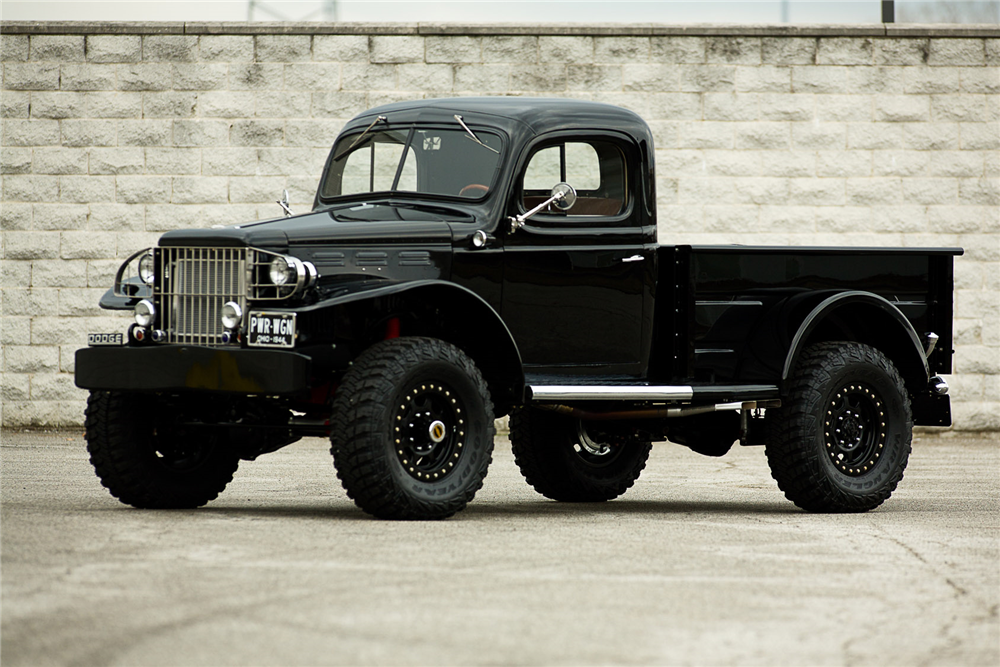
top-left (527, 384), bottom-right (780, 402)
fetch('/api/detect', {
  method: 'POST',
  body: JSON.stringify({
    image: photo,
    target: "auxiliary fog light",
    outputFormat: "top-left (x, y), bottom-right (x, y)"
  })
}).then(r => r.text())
top-left (134, 299), bottom-right (156, 327)
top-left (221, 301), bottom-right (243, 330)
top-left (138, 251), bottom-right (155, 285)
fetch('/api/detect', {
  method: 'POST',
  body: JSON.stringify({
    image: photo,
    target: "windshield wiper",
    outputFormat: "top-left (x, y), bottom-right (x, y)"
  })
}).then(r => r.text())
top-left (454, 115), bottom-right (499, 154)
top-left (336, 115), bottom-right (387, 159)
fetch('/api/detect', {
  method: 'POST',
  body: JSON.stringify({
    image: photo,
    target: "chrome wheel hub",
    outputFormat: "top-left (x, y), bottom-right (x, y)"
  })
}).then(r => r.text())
top-left (576, 422), bottom-right (612, 457)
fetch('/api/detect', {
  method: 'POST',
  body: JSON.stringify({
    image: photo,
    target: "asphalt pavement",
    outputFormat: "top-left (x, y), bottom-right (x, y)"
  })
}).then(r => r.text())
top-left (2, 429), bottom-right (998, 666)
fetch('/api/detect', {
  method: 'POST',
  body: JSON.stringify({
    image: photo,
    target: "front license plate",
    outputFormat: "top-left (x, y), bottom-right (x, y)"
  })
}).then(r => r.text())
top-left (248, 312), bottom-right (296, 348)
top-left (88, 332), bottom-right (123, 346)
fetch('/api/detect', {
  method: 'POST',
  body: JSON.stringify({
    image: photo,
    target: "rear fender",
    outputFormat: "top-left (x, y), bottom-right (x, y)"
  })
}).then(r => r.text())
top-left (782, 291), bottom-right (929, 393)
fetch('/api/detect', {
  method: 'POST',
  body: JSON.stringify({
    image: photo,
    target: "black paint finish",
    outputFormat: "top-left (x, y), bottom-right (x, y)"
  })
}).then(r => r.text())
top-left (89, 97), bottom-right (961, 424)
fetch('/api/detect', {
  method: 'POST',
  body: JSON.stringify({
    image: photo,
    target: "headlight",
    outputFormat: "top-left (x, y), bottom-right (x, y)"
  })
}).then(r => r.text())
top-left (221, 301), bottom-right (242, 330)
top-left (134, 299), bottom-right (156, 327)
top-left (269, 256), bottom-right (294, 286)
top-left (138, 251), bottom-right (155, 285)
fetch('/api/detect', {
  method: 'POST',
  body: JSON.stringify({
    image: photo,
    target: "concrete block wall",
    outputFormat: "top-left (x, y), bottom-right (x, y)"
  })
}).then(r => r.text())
top-left (1, 22), bottom-right (997, 430)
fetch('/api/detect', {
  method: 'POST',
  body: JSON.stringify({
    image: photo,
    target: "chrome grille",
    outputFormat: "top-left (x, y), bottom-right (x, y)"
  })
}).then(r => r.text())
top-left (157, 247), bottom-right (247, 345)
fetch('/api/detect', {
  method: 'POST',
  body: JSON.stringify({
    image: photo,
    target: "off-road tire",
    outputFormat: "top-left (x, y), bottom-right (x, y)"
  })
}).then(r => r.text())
top-left (510, 407), bottom-right (651, 502)
top-left (765, 342), bottom-right (912, 513)
top-left (329, 337), bottom-right (495, 520)
top-left (84, 391), bottom-right (240, 509)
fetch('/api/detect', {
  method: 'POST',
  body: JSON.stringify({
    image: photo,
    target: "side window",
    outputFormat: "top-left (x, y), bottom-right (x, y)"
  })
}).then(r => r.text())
top-left (521, 140), bottom-right (626, 218)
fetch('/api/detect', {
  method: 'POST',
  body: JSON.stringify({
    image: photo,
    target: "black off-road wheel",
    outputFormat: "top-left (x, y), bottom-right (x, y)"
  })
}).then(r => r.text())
top-left (329, 337), bottom-right (495, 520)
top-left (84, 391), bottom-right (240, 509)
top-left (765, 342), bottom-right (913, 513)
top-left (510, 407), bottom-right (652, 502)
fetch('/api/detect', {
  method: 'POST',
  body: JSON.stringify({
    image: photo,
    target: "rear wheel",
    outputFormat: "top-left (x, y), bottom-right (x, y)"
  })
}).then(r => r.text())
top-left (765, 342), bottom-right (912, 513)
top-left (84, 391), bottom-right (240, 509)
top-left (510, 407), bottom-right (651, 502)
top-left (330, 337), bottom-right (495, 520)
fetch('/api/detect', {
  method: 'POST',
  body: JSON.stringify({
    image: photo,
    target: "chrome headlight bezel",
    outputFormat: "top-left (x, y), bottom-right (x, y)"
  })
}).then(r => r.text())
top-left (250, 249), bottom-right (317, 301)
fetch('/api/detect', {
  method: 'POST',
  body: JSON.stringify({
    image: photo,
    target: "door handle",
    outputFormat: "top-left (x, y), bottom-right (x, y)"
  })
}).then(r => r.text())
top-left (621, 254), bottom-right (644, 263)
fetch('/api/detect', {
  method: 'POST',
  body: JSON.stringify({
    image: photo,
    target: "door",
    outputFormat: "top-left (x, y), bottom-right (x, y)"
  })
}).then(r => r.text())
top-left (501, 137), bottom-right (651, 376)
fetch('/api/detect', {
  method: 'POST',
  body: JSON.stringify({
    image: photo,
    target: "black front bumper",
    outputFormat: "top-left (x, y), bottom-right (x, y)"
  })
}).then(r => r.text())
top-left (75, 345), bottom-right (311, 394)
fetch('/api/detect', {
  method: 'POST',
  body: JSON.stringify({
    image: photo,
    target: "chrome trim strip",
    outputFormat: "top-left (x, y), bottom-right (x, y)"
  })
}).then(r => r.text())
top-left (528, 384), bottom-right (782, 402)
top-left (529, 385), bottom-right (695, 401)
top-left (691, 384), bottom-right (780, 395)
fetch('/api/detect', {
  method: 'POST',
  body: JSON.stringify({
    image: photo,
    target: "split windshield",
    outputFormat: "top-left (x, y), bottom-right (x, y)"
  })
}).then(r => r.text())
top-left (320, 125), bottom-right (504, 201)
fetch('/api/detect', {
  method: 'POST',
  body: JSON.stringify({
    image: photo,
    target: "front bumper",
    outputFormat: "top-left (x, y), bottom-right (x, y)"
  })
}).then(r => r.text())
top-left (75, 345), bottom-right (311, 395)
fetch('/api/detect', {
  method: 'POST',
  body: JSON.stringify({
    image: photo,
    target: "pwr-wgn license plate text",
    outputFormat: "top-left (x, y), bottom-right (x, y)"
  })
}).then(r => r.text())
top-left (247, 312), bottom-right (296, 348)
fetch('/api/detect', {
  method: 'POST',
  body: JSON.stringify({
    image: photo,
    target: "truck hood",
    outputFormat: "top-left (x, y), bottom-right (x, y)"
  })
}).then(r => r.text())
top-left (159, 203), bottom-right (468, 250)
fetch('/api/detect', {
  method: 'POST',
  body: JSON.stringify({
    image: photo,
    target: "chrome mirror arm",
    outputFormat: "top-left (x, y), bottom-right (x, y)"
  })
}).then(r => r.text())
top-left (509, 191), bottom-right (564, 233)
top-left (508, 183), bottom-right (577, 234)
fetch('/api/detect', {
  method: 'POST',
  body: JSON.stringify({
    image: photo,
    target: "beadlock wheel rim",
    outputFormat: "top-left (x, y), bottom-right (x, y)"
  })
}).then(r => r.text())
top-left (394, 382), bottom-right (465, 482)
top-left (824, 383), bottom-right (886, 477)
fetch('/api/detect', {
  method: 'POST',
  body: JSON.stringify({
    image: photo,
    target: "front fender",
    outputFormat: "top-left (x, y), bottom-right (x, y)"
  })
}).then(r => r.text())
top-left (296, 279), bottom-right (525, 411)
top-left (98, 277), bottom-right (150, 310)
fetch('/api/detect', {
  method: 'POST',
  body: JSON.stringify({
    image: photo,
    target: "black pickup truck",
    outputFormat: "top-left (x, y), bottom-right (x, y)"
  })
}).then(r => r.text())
top-left (76, 97), bottom-right (960, 520)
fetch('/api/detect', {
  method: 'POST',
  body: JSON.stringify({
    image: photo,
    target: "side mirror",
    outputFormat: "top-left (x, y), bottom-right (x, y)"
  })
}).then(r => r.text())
top-left (549, 182), bottom-right (577, 211)
top-left (509, 182), bottom-right (577, 233)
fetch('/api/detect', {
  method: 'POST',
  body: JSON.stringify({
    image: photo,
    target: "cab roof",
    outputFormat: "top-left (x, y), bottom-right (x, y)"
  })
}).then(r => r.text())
top-left (347, 97), bottom-right (654, 145)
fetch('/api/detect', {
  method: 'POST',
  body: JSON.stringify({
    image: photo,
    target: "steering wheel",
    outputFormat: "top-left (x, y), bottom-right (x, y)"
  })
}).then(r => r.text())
top-left (459, 183), bottom-right (489, 198)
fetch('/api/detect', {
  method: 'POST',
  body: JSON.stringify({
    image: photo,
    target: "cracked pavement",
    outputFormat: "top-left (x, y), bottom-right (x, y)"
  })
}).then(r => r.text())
top-left (2, 429), bottom-right (997, 666)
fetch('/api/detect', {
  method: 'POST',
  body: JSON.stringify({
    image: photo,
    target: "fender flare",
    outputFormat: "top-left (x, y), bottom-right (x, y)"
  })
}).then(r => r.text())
top-left (782, 291), bottom-right (929, 391)
top-left (302, 279), bottom-right (525, 409)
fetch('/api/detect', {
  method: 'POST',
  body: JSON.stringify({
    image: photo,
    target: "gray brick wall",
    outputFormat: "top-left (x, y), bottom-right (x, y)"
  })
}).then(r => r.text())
top-left (1, 22), bottom-right (997, 430)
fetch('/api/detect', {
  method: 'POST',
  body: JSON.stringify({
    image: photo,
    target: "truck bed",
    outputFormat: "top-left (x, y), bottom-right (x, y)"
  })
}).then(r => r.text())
top-left (653, 245), bottom-right (961, 388)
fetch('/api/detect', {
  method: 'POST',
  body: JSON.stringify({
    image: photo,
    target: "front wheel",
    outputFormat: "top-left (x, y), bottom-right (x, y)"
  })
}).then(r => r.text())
top-left (510, 408), bottom-right (651, 502)
top-left (765, 342), bottom-right (912, 513)
top-left (329, 337), bottom-right (495, 520)
top-left (84, 391), bottom-right (240, 509)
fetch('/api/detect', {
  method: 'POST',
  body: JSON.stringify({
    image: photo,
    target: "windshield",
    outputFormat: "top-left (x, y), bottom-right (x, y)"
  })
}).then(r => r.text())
top-left (320, 126), bottom-right (503, 201)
